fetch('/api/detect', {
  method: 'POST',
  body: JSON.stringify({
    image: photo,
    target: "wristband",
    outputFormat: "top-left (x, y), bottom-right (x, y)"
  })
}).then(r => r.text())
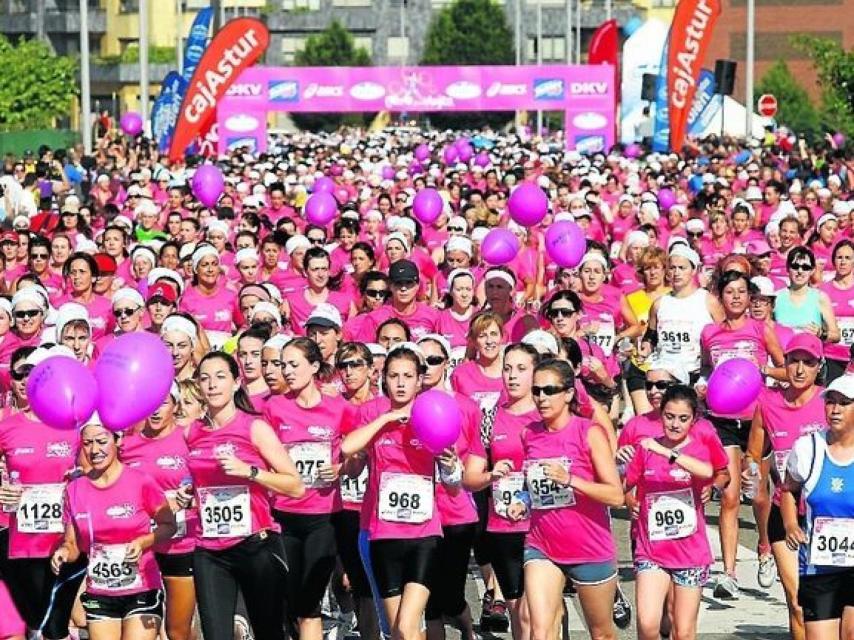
top-left (249, 466), bottom-right (259, 481)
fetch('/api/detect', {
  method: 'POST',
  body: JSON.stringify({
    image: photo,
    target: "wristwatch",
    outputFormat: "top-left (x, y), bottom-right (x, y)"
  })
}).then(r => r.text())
top-left (248, 466), bottom-right (259, 481)
top-left (668, 450), bottom-right (681, 464)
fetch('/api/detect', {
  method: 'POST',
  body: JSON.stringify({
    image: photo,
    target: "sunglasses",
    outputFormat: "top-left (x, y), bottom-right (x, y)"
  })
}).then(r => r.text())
top-left (425, 355), bottom-right (446, 366)
top-left (448, 226), bottom-right (465, 233)
top-left (645, 380), bottom-right (673, 391)
top-left (30, 253), bottom-right (49, 260)
top-left (10, 365), bottom-right (33, 381)
top-left (547, 307), bottom-right (576, 320)
top-left (14, 309), bottom-right (41, 320)
top-left (365, 288), bottom-right (389, 299)
top-left (337, 359), bottom-right (367, 371)
top-left (790, 263), bottom-right (814, 272)
top-left (688, 231), bottom-right (704, 238)
top-left (308, 237), bottom-right (325, 245)
top-left (532, 385), bottom-right (567, 397)
top-left (113, 307), bottom-right (139, 318)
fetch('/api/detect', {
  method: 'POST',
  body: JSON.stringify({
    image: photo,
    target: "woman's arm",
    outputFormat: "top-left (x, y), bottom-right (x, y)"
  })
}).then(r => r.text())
top-left (762, 323), bottom-right (788, 381)
top-left (50, 523), bottom-right (81, 574)
top-left (246, 419), bottom-right (306, 498)
top-left (640, 437), bottom-right (714, 480)
top-left (745, 406), bottom-right (769, 468)
top-left (342, 410), bottom-right (406, 457)
top-left (819, 291), bottom-right (840, 343)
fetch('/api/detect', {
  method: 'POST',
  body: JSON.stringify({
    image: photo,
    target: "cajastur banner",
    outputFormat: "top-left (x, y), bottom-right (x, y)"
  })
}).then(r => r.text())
top-left (169, 17), bottom-right (269, 161)
top-left (666, 0), bottom-right (721, 151)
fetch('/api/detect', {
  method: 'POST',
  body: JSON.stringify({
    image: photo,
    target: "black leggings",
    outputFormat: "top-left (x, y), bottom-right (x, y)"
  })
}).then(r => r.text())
top-left (193, 532), bottom-right (289, 640)
top-left (332, 509), bottom-right (371, 599)
top-left (274, 510), bottom-right (337, 619)
top-left (426, 523), bottom-right (477, 620)
top-left (0, 528), bottom-right (87, 640)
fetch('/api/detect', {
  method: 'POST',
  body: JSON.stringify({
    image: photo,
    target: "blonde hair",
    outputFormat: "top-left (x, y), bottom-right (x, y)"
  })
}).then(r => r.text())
top-left (175, 378), bottom-right (204, 419)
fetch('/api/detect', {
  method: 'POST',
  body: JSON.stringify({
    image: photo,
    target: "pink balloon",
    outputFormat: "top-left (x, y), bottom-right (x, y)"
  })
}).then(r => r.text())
top-left (833, 133), bottom-right (846, 147)
top-left (545, 221), bottom-right (586, 268)
top-left (481, 228), bottom-right (520, 265)
top-left (657, 188), bottom-right (677, 212)
top-left (414, 144), bottom-right (431, 161)
top-left (120, 111), bottom-right (143, 136)
top-left (509, 182), bottom-right (548, 226)
top-left (313, 177), bottom-right (336, 194)
top-left (457, 144), bottom-right (474, 163)
top-left (409, 161), bottom-right (424, 175)
top-left (412, 188), bottom-right (444, 224)
top-left (442, 145), bottom-right (459, 165)
top-left (304, 192), bottom-right (339, 225)
top-left (454, 137), bottom-right (471, 150)
top-left (411, 390), bottom-right (462, 454)
top-left (95, 333), bottom-right (174, 431)
top-left (27, 356), bottom-right (98, 430)
top-left (706, 358), bottom-right (763, 415)
top-left (382, 165), bottom-right (396, 180)
top-left (475, 152), bottom-right (490, 168)
top-left (191, 164), bottom-right (224, 208)
top-left (625, 143), bottom-right (642, 159)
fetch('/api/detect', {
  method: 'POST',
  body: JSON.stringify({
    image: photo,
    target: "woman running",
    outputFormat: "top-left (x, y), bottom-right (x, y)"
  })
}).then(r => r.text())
top-left (820, 240), bottom-right (854, 383)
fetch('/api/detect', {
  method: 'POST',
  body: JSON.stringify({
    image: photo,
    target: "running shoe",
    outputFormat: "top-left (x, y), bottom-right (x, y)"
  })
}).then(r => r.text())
top-left (713, 574), bottom-right (740, 599)
top-left (757, 553), bottom-right (777, 588)
top-left (612, 585), bottom-right (632, 629)
top-left (234, 614), bottom-right (254, 640)
top-left (487, 599), bottom-right (510, 633)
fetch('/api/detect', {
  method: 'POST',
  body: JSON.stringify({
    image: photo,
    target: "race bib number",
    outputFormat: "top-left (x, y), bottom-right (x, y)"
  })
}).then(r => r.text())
top-left (647, 489), bottom-right (697, 541)
top-left (198, 485), bottom-right (251, 538)
top-left (341, 467), bottom-right (368, 504)
top-left (810, 517), bottom-right (854, 567)
top-left (88, 544), bottom-right (141, 591)
top-left (448, 345), bottom-right (467, 376)
top-left (164, 490), bottom-right (187, 539)
top-left (17, 483), bottom-right (64, 534)
top-left (289, 441), bottom-right (332, 488)
top-left (525, 458), bottom-right (574, 510)
top-left (773, 450), bottom-right (791, 481)
top-left (378, 473), bottom-right (433, 524)
top-left (839, 318), bottom-right (854, 347)
top-left (492, 472), bottom-right (525, 518)
top-left (586, 316), bottom-right (616, 356)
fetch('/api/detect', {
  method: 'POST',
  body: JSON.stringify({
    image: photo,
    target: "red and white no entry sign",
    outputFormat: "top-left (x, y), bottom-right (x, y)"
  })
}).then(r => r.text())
top-left (758, 94), bottom-right (778, 118)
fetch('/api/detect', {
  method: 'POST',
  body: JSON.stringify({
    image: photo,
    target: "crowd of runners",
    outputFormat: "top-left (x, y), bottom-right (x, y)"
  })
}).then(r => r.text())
top-left (0, 126), bottom-right (851, 640)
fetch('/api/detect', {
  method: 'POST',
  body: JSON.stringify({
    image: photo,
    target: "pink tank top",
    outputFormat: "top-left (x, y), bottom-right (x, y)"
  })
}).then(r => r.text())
top-left (179, 284), bottom-right (237, 333)
top-left (119, 427), bottom-right (198, 555)
top-left (450, 361), bottom-right (507, 447)
top-left (522, 417), bottom-right (617, 565)
top-left (186, 411), bottom-right (278, 550)
top-left (821, 281), bottom-right (854, 362)
top-left (618, 412), bottom-right (728, 471)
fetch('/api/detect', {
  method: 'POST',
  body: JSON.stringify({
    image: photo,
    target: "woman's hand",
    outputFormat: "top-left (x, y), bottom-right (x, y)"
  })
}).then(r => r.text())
top-left (438, 448), bottom-right (460, 475)
top-left (0, 483), bottom-right (23, 509)
top-left (640, 438), bottom-right (669, 458)
top-left (587, 357), bottom-right (610, 384)
top-left (50, 546), bottom-right (70, 575)
top-left (490, 459), bottom-right (514, 482)
top-left (175, 485), bottom-right (194, 509)
top-left (507, 502), bottom-right (527, 522)
top-left (216, 453), bottom-right (252, 479)
top-left (125, 537), bottom-right (144, 563)
top-left (785, 524), bottom-right (807, 552)
top-left (616, 445), bottom-right (636, 465)
top-left (318, 463), bottom-right (341, 484)
top-left (386, 408), bottom-right (411, 425)
top-left (543, 461), bottom-right (571, 488)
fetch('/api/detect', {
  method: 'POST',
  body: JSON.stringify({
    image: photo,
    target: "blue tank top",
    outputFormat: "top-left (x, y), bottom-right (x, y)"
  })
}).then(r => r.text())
top-left (799, 432), bottom-right (854, 576)
top-left (774, 288), bottom-right (822, 331)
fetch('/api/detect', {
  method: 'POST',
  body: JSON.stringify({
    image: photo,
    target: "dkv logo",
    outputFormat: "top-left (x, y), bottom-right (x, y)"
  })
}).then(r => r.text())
top-left (570, 82), bottom-right (609, 97)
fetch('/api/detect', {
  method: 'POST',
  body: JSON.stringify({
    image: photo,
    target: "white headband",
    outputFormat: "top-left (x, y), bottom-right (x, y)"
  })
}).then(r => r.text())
top-left (234, 248), bottom-right (260, 266)
top-left (484, 269), bottom-right (515, 288)
top-left (161, 315), bottom-right (198, 344)
top-left (580, 252), bottom-right (609, 270)
top-left (263, 334), bottom-right (291, 351)
top-left (384, 232), bottom-right (410, 254)
top-left (112, 287), bottom-right (145, 308)
top-left (191, 244), bottom-right (220, 272)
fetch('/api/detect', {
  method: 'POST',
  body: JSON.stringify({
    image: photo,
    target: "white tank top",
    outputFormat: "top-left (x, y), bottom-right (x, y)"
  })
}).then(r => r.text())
top-left (655, 288), bottom-right (714, 373)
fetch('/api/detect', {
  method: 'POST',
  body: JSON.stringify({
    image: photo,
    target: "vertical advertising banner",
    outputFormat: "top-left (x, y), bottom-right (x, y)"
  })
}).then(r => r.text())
top-left (652, 42), bottom-right (670, 152)
top-left (151, 72), bottom-right (188, 152)
top-left (619, 19), bottom-right (668, 144)
top-left (687, 68), bottom-right (722, 135)
top-left (666, 0), bottom-right (722, 150)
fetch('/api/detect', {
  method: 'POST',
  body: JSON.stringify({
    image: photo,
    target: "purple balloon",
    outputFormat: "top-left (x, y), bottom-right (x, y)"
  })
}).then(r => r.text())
top-left (313, 177), bottom-right (336, 194)
top-left (120, 111), bottom-right (143, 137)
top-left (414, 144), bottom-right (431, 161)
top-left (191, 164), bottom-right (224, 208)
top-left (411, 390), bottom-right (462, 454)
top-left (481, 228), bottom-right (520, 265)
top-left (508, 182), bottom-right (548, 227)
top-left (442, 145), bottom-right (459, 165)
top-left (457, 144), bottom-right (474, 163)
top-left (413, 188), bottom-right (444, 224)
top-left (706, 358), bottom-right (763, 415)
top-left (409, 161), bottom-right (424, 175)
top-left (95, 333), bottom-right (174, 431)
top-left (545, 220), bottom-right (586, 268)
top-left (833, 133), bottom-right (846, 147)
top-left (304, 192), bottom-right (339, 225)
top-left (27, 356), bottom-right (98, 430)
top-left (657, 188), bottom-right (677, 212)
top-left (625, 143), bottom-right (642, 159)
top-left (329, 165), bottom-right (343, 177)
top-left (454, 137), bottom-right (471, 150)
top-left (381, 165), bottom-right (396, 180)
top-left (475, 152), bottom-right (491, 168)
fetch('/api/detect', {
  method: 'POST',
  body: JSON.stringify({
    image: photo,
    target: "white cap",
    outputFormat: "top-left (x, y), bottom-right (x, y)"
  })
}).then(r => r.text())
top-left (646, 357), bottom-right (690, 385)
top-left (12, 287), bottom-right (48, 311)
top-left (366, 342), bottom-right (386, 357)
top-left (161, 315), bottom-right (198, 344)
top-left (112, 287), bottom-right (145, 308)
top-left (750, 276), bottom-right (777, 297)
top-left (250, 301), bottom-right (282, 327)
top-left (305, 302), bottom-right (342, 329)
top-left (234, 248), bottom-right (259, 265)
top-left (55, 302), bottom-right (90, 338)
top-left (521, 329), bottom-right (559, 355)
top-left (417, 333), bottom-right (451, 358)
top-left (824, 374), bottom-right (854, 401)
top-left (685, 218), bottom-right (706, 233)
top-left (625, 230), bottom-right (650, 248)
top-left (147, 267), bottom-right (185, 294)
top-left (580, 252), bottom-right (609, 270)
top-left (383, 232), bottom-right (410, 253)
top-left (446, 236), bottom-right (473, 257)
top-left (669, 243), bottom-right (700, 268)
top-left (133, 199), bottom-right (158, 218)
top-left (639, 201), bottom-right (660, 221)
top-left (396, 217), bottom-right (416, 237)
top-left (285, 235), bottom-right (310, 255)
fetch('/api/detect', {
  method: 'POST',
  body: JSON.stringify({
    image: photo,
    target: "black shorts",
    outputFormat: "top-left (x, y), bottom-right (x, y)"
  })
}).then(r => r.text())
top-left (487, 531), bottom-right (525, 600)
top-left (624, 362), bottom-right (647, 393)
top-left (709, 415), bottom-right (750, 451)
top-left (81, 589), bottom-right (164, 623)
top-left (768, 504), bottom-right (786, 545)
top-left (472, 488), bottom-right (491, 566)
top-left (370, 536), bottom-right (440, 599)
top-left (332, 510), bottom-right (370, 599)
top-left (155, 552), bottom-right (194, 578)
top-left (799, 571), bottom-right (854, 622)
top-left (426, 523), bottom-right (477, 620)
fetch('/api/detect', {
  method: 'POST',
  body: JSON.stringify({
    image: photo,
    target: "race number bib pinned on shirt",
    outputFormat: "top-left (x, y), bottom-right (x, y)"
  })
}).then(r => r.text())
top-left (810, 517), bottom-right (854, 567)
top-left (16, 483), bottom-right (64, 534)
top-left (587, 315), bottom-right (616, 357)
top-left (838, 318), bottom-right (854, 347)
top-left (773, 450), bottom-right (791, 481)
top-left (658, 320), bottom-right (694, 355)
top-left (378, 473), bottom-right (433, 524)
top-left (289, 441), bottom-right (332, 489)
top-left (198, 485), bottom-right (251, 538)
top-left (525, 459), bottom-right (574, 510)
top-left (647, 489), bottom-right (697, 541)
top-left (341, 467), bottom-right (368, 504)
top-left (492, 472), bottom-right (525, 518)
top-left (88, 544), bottom-right (141, 591)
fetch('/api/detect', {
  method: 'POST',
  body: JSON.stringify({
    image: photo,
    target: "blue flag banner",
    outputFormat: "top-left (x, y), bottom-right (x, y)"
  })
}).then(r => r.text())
top-left (182, 7), bottom-right (213, 83)
top-left (688, 68), bottom-right (722, 136)
top-left (651, 41), bottom-right (669, 152)
top-left (152, 71), bottom-right (188, 152)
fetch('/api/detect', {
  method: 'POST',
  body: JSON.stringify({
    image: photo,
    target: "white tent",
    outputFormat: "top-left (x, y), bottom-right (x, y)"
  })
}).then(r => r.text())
top-left (697, 96), bottom-right (774, 138)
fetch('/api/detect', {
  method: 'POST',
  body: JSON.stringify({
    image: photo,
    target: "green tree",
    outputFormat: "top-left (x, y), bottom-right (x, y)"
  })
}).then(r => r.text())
top-left (755, 60), bottom-right (820, 139)
top-left (292, 20), bottom-right (372, 131)
top-left (793, 35), bottom-right (854, 138)
top-left (0, 35), bottom-right (77, 132)
top-left (421, 0), bottom-right (515, 129)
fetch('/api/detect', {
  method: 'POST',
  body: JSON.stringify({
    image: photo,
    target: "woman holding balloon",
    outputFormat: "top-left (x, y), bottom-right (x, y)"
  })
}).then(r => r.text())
top-left (464, 342), bottom-right (541, 640)
top-left (0, 347), bottom-right (87, 640)
top-left (341, 344), bottom-right (461, 640)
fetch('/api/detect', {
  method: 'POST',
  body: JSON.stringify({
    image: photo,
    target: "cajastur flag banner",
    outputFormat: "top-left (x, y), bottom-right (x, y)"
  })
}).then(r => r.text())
top-left (666, 0), bottom-right (721, 151)
top-left (169, 17), bottom-right (269, 161)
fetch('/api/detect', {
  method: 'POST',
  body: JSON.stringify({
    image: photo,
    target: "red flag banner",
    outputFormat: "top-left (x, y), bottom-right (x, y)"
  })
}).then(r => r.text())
top-left (588, 19), bottom-right (618, 65)
top-left (666, 0), bottom-right (721, 151)
top-left (169, 17), bottom-right (269, 161)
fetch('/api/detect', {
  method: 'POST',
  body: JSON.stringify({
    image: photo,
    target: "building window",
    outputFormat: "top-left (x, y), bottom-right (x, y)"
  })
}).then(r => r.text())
top-left (282, 0), bottom-right (321, 10)
top-left (387, 36), bottom-right (410, 62)
top-left (281, 36), bottom-right (307, 63)
top-left (527, 36), bottom-right (566, 63)
top-left (354, 36), bottom-right (373, 55)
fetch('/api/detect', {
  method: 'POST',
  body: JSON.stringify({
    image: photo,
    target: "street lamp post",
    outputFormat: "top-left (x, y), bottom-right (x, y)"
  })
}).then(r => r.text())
top-left (536, 0), bottom-right (543, 136)
top-left (745, 0), bottom-right (755, 138)
top-left (176, 0), bottom-right (184, 75)
top-left (140, 0), bottom-right (150, 135)
top-left (80, 0), bottom-right (92, 154)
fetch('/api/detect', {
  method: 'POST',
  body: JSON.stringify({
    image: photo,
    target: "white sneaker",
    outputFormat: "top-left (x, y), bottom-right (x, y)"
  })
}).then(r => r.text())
top-left (757, 553), bottom-right (777, 588)
top-left (713, 574), bottom-right (740, 599)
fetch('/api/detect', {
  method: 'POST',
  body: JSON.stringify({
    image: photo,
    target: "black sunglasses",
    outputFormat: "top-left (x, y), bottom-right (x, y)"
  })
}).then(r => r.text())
top-left (10, 365), bottom-right (33, 381)
top-left (547, 307), bottom-right (576, 320)
top-left (14, 309), bottom-right (41, 320)
top-left (790, 263), bottom-right (814, 272)
top-left (337, 359), bottom-right (367, 371)
top-left (365, 288), bottom-right (389, 299)
top-left (308, 237), bottom-right (325, 245)
top-left (30, 253), bottom-right (49, 260)
top-left (532, 385), bottom-right (568, 397)
top-left (645, 380), bottom-right (673, 391)
top-left (688, 231), bottom-right (704, 238)
top-left (113, 307), bottom-right (139, 318)
top-left (425, 355), bottom-right (446, 366)
top-left (448, 226), bottom-right (465, 233)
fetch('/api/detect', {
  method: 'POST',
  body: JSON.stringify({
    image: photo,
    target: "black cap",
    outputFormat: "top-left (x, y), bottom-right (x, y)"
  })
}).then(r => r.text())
top-left (389, 259), bottom-right (419, 284)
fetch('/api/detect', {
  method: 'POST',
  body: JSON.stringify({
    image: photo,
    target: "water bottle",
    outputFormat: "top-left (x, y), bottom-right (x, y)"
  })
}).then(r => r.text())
top-left (742, 461), bottom-right (759, 500)
top-left (3, 470), bottom-right (20, 513)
